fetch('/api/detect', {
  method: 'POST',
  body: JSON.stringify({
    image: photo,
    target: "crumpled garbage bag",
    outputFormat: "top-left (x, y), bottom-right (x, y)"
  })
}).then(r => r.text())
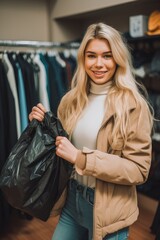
top-left (0, 111), bottom-right (72, 221)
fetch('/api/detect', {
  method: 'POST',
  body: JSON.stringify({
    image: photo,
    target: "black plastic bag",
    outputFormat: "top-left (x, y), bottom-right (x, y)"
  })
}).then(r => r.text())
top-left (0, 111), bottom-right (72, 221)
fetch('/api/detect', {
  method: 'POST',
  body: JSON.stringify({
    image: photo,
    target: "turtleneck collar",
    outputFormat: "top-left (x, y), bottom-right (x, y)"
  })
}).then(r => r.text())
top-left (89, 80), bottom-right (112, 95)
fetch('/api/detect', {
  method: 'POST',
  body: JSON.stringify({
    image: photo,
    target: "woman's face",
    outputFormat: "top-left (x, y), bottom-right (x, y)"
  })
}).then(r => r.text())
top-left (84, 38), bottom-right (117, 85)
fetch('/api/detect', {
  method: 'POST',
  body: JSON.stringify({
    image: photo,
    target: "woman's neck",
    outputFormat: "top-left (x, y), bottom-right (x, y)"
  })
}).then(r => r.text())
top-left (89, 80), bottom-right (112, 95)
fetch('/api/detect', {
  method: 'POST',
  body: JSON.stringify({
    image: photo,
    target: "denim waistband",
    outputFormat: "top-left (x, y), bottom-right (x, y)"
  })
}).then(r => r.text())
top-left (68, 178), bottom-right (95, 198)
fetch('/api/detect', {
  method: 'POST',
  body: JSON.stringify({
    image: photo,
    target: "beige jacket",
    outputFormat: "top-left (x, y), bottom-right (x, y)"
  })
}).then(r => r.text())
top-left (52, 96), bottom-right (152, 240)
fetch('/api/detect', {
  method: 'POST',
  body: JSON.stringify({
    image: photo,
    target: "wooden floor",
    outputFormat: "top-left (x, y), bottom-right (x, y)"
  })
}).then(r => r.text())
top-left (0, 206), bottom-right (156, 240)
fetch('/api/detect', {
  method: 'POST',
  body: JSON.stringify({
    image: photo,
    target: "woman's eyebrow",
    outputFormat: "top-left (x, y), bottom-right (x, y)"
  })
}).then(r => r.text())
top-left (85, 51), bottom-right (96, 54)
top-left (85, 51), bottom-right (112, 54)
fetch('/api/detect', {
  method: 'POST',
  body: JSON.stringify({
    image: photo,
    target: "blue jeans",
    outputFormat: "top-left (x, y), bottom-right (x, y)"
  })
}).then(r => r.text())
top-left (103, 228), bottom-right (129, 240)
top-left (52, 179), bottom-right (129, 240)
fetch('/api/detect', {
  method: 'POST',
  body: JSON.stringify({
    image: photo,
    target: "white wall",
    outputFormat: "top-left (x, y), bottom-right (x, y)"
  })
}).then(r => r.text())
top-left (50, 0), bottom-right (160, 42)
top-left (0, 0), bottom-right (50, 41)
top-left (0, 0), bottom-right (159, 43)
top-left (51, 0), bottom-right (137, 19)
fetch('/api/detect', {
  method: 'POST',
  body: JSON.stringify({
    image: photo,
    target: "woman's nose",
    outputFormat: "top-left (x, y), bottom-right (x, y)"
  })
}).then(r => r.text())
top-left (95, 57), bottom-right (103, 67)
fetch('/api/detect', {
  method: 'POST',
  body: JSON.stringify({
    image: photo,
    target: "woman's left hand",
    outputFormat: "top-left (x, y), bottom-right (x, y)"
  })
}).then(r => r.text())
top-left (55, 136), bottom-right (78, 164)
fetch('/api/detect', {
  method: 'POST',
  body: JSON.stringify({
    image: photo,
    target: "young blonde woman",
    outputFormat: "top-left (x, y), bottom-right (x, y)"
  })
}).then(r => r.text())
top-left (29, 23), bottom-right (153, 240)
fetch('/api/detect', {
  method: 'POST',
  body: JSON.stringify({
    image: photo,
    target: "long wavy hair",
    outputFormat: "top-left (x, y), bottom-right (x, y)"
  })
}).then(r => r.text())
top-left (58, 22), bottom-right (153, 143)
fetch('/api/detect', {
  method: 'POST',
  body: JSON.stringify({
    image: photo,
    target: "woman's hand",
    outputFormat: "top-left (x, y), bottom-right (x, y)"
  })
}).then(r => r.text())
top-left (29, 103), bottom-right (47, 122)
top-left (55, 136), bottom-right (78, 164)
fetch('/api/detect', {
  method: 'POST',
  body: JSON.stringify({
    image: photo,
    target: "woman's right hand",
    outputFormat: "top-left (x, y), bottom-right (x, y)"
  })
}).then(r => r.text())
top-left (29, 103), bottom-right (47, 122)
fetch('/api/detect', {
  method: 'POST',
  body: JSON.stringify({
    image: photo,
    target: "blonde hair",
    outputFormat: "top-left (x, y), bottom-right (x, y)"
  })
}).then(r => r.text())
top-left (58, 22), bottom-right (153, 143)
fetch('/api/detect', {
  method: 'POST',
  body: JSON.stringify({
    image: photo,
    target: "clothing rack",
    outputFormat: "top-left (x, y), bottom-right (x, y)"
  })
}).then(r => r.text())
top-left (0, 40), bottom-right (80, 49)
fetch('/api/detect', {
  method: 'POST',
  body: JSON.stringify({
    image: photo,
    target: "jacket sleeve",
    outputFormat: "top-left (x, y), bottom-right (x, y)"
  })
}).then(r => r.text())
top-left (75, 102), bottom-right (152, 186)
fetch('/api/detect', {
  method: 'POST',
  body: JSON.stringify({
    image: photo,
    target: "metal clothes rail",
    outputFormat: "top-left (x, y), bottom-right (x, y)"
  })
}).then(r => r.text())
top-left (0, 40), bottom-right (80, 48)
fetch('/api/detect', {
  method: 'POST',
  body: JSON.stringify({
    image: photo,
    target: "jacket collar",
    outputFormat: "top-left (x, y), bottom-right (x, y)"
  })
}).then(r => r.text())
top-left (101, 95), bottom-right (137, 127)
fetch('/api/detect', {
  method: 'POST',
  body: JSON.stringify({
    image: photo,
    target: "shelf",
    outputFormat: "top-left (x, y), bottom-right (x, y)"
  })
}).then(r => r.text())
top-left (125, 34), bottom-right (160, 42)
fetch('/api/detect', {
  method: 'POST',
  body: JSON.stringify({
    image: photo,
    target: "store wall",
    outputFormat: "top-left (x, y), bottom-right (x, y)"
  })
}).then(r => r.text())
top-left (50, 0), bottom-right (160, 42)
top-left (51, 0), bottom-right (136, 19)
top-left (0, 0), bottom-right (159, 43)
top-left (50, 0), bottom-right (136, 42)
top-left (0, 0), bottom-right (50, 41)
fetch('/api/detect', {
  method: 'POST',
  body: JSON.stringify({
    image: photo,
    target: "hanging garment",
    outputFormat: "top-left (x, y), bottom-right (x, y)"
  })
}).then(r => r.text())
top-left (44, 54), bottom-right (68, 115)
top-left (7, 53), bottom-right (29, 132)
top-left (2, 53), bottom-right (21, 137)
top-left (16, 62), bottom-right (28, 132)
top-left (33, 54), bottom-right (50, 110)
top-left (16, 53), bottom-right (39, 114)
top-left (0, 59), bottom-right (17, 233)
top-left (0, 60), bottom-right (17, 167)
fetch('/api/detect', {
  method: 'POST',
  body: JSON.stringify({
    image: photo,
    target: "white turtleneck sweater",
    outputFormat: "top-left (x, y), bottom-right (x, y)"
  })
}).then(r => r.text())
top-left (71, 80), bottom-right (112, 188)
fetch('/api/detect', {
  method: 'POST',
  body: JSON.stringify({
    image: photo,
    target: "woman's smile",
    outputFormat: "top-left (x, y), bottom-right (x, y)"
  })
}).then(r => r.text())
top-left (92, 70), bottom-right (108, 77)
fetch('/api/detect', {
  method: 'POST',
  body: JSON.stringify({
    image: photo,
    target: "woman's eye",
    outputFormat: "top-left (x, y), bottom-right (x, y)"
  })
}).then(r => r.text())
top-left (104, 55), bottom-right (112, 59)
top-left (87, 54), bottom-right (95, 58)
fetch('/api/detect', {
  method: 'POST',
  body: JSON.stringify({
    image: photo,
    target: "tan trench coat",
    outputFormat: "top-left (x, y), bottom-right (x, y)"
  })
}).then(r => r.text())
top-left (52, 95), bottom-right (152, 240)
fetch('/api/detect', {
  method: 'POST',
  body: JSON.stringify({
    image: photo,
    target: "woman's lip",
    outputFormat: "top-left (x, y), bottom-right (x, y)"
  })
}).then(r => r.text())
top-left (92, 71), bottom-right (107, 76)
top-left (92, 71), bottom-right (107, 74)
